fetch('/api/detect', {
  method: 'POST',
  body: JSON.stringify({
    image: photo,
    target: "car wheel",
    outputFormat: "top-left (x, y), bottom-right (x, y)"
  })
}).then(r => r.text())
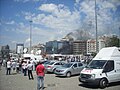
top-left (66, 72), bottom-right (71, 77)
top-left (99, 78), bottom-right (108, 89)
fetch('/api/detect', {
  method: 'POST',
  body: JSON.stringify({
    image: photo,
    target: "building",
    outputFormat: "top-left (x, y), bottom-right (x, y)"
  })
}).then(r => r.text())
top-left (1, 45), bottom-right (10, 60)
top-left (32, 43), bottom-right (45, 54)
top-left (73, 40), bottom-right (87, 55)
top-left (87, 39), bottom-right (96, 54)
top-left (87, 38), bottom-right (106, 54)
top-left (46, 40), bottom-right (72, 54)
top-left (98, 38), bottom-right (105, 51)
top-left (16, 44), bottom-right (24, 54)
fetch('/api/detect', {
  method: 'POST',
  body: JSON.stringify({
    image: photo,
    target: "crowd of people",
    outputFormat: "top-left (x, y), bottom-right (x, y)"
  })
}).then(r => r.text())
top-left (0, 58), bottom-right (45, 90)
top-left (0, 58), bottom-right (35, 80)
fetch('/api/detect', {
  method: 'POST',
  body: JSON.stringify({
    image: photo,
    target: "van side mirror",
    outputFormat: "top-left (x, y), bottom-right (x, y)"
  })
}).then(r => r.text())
top-left (102, 69), bottom-right (107, 73)
top-left (102, 68), bottom-right (109, 73)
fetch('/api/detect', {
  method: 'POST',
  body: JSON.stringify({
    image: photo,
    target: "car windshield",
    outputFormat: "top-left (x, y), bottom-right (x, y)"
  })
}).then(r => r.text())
top-left (49, 61), bottom-right (55, 65)
top-left (87, 60), bottom-right (107, 69)
top-left (62, 63), bottom-right (73, 68)
top-left (44, 61), bottom-right (50, 64)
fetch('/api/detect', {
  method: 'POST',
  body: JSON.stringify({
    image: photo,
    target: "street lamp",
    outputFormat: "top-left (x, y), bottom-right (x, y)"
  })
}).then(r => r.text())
top-left (95, 0), bottom-right (98, 53)
top-left (29, 20), bottom-right (32, 53)
top-left (119, 27), bottom-right (120, 47)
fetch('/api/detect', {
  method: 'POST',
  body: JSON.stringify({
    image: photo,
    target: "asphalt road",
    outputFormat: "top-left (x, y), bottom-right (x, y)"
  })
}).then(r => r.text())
top-left (0, 67), bottom-right (120, 90)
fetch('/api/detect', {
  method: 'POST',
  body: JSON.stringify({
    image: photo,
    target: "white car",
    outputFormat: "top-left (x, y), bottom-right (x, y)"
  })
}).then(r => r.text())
top-left (46, 61), bottom-right (65, 73)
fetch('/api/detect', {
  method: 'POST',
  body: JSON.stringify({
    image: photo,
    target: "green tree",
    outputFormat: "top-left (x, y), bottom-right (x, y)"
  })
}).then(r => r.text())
top-left (108, 35), bottom-right (119, 47)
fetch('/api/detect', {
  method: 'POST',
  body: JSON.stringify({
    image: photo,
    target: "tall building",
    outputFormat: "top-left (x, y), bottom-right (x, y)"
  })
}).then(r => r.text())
top-left (1, 45), bottom-right (10, 60)
top-left (98, 38), bottom-right (105, 51)
top-left (16, 44), bottom-right (24, 54)
top-left (73, 40), bottom-right (87, 55)
top-left (87, 39), bottom-right (96, 54)
top-left (87, 38), bottom-right (105, 54)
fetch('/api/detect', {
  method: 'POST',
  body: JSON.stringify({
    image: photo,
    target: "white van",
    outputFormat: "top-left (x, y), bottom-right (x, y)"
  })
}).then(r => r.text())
top-left (79, 47), bottom-right (120, 88)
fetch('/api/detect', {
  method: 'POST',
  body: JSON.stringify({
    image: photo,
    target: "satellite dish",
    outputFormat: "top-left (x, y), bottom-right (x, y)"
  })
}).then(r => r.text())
top-left (31, 50), bottom-right (34, 54)
top-left (36, 50), bottom-right (41, 55)
top-left (24, 48), bottom-right (28, 53)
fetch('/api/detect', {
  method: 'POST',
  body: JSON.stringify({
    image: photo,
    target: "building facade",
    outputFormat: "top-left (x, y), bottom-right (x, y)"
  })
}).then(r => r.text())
top-left (45, 40), bottom-right (72, 54)
top-left (87, 39), bottom-right (96, 54)
top-left (1, 45), bottom-right (10, 60)
top-left (73, 40), bottom-right (87, 55)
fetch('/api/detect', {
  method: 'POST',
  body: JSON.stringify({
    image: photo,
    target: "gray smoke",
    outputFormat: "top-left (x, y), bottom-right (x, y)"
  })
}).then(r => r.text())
top-left (66, 29), bottom-right (92, 41)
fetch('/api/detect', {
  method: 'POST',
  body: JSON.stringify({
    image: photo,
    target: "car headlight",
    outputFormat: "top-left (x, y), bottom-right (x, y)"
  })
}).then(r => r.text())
top-left (91, 74), bottom-right (95, 79)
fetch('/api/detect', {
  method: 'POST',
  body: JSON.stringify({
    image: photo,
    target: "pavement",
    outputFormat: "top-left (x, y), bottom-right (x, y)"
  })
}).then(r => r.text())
top-left (0, 66), bottom-right (120, 90)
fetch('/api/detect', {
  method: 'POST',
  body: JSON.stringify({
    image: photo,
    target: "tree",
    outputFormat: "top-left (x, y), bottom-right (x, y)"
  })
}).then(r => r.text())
top-left (108, 35), bottom-right (119, 47)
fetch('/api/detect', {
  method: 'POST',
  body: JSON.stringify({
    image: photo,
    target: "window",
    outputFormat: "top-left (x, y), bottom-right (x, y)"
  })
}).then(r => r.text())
top-left (73, 63), bottom-right (77, 68)
top-left (104, 61), bottom-right (114, 72)
top-left (78, 63), bottom-right (83, 67)
top-left (55, 63), bottom-right (60, 65)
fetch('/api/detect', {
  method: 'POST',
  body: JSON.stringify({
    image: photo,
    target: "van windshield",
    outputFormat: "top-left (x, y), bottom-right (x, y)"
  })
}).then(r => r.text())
top-left (87, 60), bottom-right (107, 69)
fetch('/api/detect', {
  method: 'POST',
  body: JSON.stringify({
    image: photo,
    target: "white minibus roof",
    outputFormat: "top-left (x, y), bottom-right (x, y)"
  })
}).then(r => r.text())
top-left (93, 47), bottom-right (120, 60)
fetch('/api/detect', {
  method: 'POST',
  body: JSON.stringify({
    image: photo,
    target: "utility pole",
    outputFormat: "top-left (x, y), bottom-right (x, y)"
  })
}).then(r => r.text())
top-left (95, 0), bottom-right (98, 53)
top-left (119, 27), bottom-right (120, 47)
top-left (29, 20), bottom-right (32, 53)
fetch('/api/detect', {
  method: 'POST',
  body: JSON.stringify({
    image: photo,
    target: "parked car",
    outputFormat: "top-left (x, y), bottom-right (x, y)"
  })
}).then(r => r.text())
top-left (45, 60), bottom-right (65, 73)
top-left (42, 60), bottom-right (51, 66)
top-left (55, 62), bottom-right (85, 77)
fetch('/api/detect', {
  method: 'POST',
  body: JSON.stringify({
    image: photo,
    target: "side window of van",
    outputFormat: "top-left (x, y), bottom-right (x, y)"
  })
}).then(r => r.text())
top-left (104, 61), bottom-right (114, 72)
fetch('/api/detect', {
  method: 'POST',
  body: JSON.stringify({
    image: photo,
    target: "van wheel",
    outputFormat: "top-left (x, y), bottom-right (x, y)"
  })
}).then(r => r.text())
top-left (66, 72), bottom-right (71, 77)
top-left (99, 78), bottom-right (108, 89)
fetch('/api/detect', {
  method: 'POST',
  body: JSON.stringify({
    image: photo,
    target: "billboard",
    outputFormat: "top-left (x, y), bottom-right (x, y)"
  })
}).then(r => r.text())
top-left (16, 44), bottom-right (24, 54)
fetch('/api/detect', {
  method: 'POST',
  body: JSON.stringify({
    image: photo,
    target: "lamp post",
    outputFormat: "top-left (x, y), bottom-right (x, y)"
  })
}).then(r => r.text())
top-left (119, 27), bottom-right (120, 47)
top-left (29, 20), bottom-right (32, 53)
top-left (95, 0), bottom-right (98, 53)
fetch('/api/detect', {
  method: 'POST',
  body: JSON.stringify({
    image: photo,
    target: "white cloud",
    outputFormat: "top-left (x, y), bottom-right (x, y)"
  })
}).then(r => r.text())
top-left (14, 0), bottom-right (41, 3)
top-left (33, 3), bottom-right (80, 33)
top-left (39, 3), bottom-right (58, 13)
top-left (25, 38), bottom-right (30, 43)
top-left (6, 20), bottom-right (15, 25)
top-left (75, 0), bottom-right (120, 36)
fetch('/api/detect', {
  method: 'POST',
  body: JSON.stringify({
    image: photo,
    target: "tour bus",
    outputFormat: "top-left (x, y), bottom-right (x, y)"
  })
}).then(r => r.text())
top-left (79, 47), bottom-right (120, 88)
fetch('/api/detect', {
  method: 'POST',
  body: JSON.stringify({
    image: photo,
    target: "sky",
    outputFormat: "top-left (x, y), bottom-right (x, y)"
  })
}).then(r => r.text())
top-left (0, 0), bottom-right (120, 50)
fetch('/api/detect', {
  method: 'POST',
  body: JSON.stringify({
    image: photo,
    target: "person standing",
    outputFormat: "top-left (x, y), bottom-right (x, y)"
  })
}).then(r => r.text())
top-left (6, 60), bottom-right (12, 75)
top-left (22, 61), bottom-right (27, 76)
top-left (16, 61), bottom-right (20, 73)
top-left (27, 61), bottom-right (34, 80)
top-left (36, 61), bottom-right (45, 90)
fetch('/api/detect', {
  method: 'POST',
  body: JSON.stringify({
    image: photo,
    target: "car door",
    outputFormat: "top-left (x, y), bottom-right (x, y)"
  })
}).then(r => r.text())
top-left (77, 63), bottom-right (84, 73)
top-left (72, 63), bottom-right (78, 75)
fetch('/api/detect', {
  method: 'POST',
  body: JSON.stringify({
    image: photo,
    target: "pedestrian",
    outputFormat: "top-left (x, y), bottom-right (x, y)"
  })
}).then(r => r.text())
top-left (6, 60), bottom-right (12, 75)
top-left (0, 59), bottom-right (2, 70)
top-left (27, 61), bottom-right (34, 80)
top-left (36, 61), bottom-right (45, 90)
top-left (22, 61), bottom-right (27, 76)
top-left (16, 61), bottom-right (20, 73)
top-left (12, 61), bottom-right (16, 73)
